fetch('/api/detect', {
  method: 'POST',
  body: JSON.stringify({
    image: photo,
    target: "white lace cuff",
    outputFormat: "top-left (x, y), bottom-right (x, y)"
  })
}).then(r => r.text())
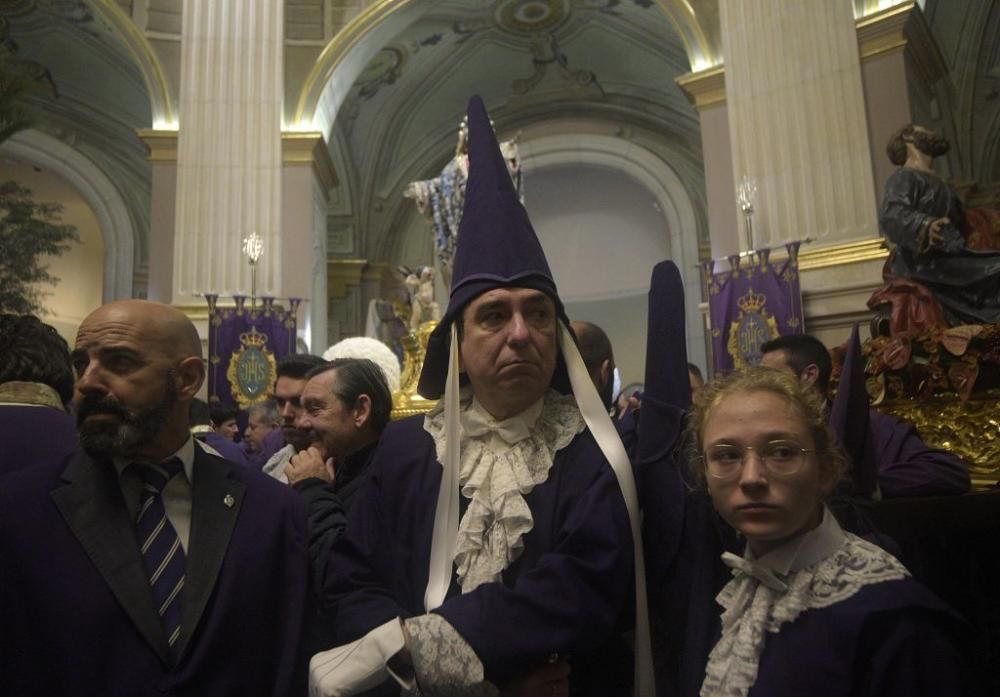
top-left (403, 614), bottom-right (498, 697)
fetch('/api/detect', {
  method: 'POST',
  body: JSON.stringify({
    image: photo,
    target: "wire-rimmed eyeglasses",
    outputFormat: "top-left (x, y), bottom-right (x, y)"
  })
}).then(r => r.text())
top-left (702, 440), bottom-right (813, 480)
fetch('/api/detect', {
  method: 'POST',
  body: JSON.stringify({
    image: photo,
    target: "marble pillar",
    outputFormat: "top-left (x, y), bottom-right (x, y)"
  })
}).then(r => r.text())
top-left (137, 130), bottom-right (178, 305)
top-left (720, 0), bottom-right (879, 249)
top-left (281, 132), bottom-right (337, 352)
top-left (326, 259), bottom-right (367, 349)
top-left (172, 0), bottom-right (284, 305)
top-left (676, 66), bottom-right (739, 259)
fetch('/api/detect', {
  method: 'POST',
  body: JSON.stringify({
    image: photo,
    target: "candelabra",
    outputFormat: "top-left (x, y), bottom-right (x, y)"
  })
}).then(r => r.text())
top-left (736, 176), bottom-right (757, 253)
top-left (242, 232), bottom-right (264, 310)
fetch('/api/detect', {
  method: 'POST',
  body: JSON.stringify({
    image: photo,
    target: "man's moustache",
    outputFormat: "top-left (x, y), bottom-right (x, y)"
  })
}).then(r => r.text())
top-left (76, 395), bottom-right (129, 423)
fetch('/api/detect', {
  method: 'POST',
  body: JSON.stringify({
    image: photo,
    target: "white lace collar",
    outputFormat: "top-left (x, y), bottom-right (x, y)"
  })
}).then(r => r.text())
top-left (701, 508), bottom-right (909, 697)
top-left (424, 388), bottom-right (584, 593)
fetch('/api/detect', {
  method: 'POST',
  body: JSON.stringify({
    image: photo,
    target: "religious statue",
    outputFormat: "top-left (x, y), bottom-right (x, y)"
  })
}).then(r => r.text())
top-left (401, 265), bottom-right (440, 331)
top-left (872, 124), bottom-right (1000, 331)
top-left (403, 116), bottom-right (523, 289)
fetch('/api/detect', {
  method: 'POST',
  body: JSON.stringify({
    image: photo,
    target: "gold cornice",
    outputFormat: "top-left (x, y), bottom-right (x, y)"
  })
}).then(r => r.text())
top-left (676, 65), bottom-right (726, 109)
top-left (856, 3), bottom-right (911, 59)
top-left (655, 0), bottom-right (720, 73)
top-left (282, 131), bottom-right (338, 195)
top-left (361, 260), bottom-right (389, 282)
top-left (328, 259), bottom-right (368, 297)
top-left (855, 1), bottom-right (945, 89)
top-left (798, 238), bottom-right (888, 271)
top-left (137, 129), bottom-right (178, 163)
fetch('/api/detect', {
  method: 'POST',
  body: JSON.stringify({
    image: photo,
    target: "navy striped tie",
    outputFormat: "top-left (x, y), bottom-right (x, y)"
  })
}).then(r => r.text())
top-left (135, 459), bottom-right (186, 658)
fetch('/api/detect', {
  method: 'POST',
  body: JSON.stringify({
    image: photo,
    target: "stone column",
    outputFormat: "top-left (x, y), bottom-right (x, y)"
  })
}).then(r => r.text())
top-left (676, 66), bottom-right (739, 258)
top-left (171, 0), bottom-right (284, 305)
top-left (137, 130), bottom-right (178, 305)
top-left (282, 132), bottom-right (337, 352)
top-left (326, 259), bottom-right (367, 348)
top-left (720, 0), bottom-right (878, 248)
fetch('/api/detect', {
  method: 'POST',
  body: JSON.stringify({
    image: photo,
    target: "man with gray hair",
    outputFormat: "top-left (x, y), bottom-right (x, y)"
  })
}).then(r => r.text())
top-left (244, 399), bottom-right (279, 457)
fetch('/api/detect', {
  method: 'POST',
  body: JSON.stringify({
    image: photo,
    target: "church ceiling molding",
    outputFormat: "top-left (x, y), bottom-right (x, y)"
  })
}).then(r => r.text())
top-left (291, 0), bottom-right (441, 132)
top-left (89, 0), bottom-right (175, 126)
top-left (3, 0), bottom-right (170, 126)
top-left (294, 0), bottom-right (717, 135)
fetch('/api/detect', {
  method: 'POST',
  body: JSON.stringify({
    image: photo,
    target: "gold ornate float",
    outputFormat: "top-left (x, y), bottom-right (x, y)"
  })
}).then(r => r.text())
top-left (390, 321), bottom-right (439, 420)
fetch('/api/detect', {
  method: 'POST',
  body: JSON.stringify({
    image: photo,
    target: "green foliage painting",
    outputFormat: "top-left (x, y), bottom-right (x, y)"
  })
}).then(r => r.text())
top-left (0, 181), bottom-right (79, 313)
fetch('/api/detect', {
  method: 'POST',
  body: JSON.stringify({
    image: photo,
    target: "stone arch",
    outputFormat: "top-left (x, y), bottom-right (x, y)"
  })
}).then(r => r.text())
top-left (3, 130), bottom-right (135, 301)
top-left (520, 132), bottom-right (707, 370)
top-left (91, 0), bottom-right (176, 126)
top-left (294, 0), bottom-right (718, 135)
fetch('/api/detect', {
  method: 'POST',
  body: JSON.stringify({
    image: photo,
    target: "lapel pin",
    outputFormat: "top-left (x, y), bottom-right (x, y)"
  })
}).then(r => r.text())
top-left (223, 494), bottom-right (235, 508)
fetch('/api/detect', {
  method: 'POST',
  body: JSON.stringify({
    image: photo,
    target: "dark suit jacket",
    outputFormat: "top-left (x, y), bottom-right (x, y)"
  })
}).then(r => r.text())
top-left (0, 443), bottom-right (310, 696)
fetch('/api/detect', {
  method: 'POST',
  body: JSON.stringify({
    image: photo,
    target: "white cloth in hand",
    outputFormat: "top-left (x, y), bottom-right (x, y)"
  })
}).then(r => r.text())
top-left (309, 617), bottom-right (408, 697)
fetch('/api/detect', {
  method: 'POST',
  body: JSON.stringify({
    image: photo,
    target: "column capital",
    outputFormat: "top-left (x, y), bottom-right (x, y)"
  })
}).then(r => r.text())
top-left (282, 132), bottom-right (338, 200)
top-left (856, 2), bottom-right (946, 88)
top-left (327, 258), bottom-right (368, 298)
top-left (675, 65), bottom-right (726, 110)
top-left (361, 260), bottom-right (390, 282)
top-left (137, 129), bottom-right (179, 163)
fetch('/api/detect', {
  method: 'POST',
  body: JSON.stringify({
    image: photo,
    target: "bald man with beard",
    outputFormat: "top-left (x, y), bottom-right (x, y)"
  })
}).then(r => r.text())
top-left (0, 300), bottom-right (310, 696)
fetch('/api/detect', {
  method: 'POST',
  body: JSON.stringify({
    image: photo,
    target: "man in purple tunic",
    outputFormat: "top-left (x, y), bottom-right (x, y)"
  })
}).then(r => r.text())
top-left (310, 96), bottom-right (653, 696)
top-left (760, 333), bottom-right (970, 498)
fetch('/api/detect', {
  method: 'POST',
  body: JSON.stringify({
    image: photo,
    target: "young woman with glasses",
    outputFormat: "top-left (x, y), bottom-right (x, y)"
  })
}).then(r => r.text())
top-left (684, 368), bottom-right (966, 697)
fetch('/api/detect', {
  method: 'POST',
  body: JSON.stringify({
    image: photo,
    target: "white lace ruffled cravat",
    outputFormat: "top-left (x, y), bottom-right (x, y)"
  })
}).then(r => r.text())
top-left (700, 508), bottom-right (909, 697)
top-left (423, 388), bottom-right (584, 594)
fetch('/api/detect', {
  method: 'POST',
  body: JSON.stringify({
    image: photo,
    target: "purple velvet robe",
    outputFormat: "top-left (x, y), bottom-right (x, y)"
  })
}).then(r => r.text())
top-left (200, 430), bottom-right (250, 466)
top-left (746, 576), bottom-right (968, 696)
top-left (870, 409), bottom-right (970, 498)
top-left (326, 415), bottom-right (635, 694)
top-left (0, 404), bottom-right (78, 477)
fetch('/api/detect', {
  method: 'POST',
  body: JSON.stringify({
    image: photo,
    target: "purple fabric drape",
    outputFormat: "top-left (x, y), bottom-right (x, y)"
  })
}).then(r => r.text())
top-left (703, 242), bottom-right (805, 374)
top-left (206, 295), bottom-right (301, 406)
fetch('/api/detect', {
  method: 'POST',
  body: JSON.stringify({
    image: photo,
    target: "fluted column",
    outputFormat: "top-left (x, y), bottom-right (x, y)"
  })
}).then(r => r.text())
top-left (172, 0), bottom-right (283, 304)
top-left (721, 0), bottom-right (878, 248)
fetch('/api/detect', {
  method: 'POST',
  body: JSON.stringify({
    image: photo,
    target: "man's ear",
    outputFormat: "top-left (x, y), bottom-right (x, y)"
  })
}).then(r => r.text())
top-left (175, 356), bottom-right (205, 399)
top-left (353, 394), bottom-right (373, 429)
top-left (599, 359), bottom-right (611, 390)
top-left (799, 363), bottom-right (820, 388)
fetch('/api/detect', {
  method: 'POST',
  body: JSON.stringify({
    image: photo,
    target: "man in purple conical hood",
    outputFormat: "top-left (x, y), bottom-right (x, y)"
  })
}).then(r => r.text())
top-left (310, 96), bottom-right (653, 697)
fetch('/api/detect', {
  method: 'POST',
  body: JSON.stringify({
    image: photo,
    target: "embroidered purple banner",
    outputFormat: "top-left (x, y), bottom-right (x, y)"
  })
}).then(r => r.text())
top-left (205, 295), bottom-right (301, 408)
top-left (702, 242), bottom-right (804, 374)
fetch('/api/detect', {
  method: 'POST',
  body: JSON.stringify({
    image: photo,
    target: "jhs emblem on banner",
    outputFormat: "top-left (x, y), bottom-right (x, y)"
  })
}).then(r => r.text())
top-left (226, 326), bottom-right (277, 408)
top-left (703, 242), bottom-right (805, 374)
top-left (728, 289), bottom-right (779, 370)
